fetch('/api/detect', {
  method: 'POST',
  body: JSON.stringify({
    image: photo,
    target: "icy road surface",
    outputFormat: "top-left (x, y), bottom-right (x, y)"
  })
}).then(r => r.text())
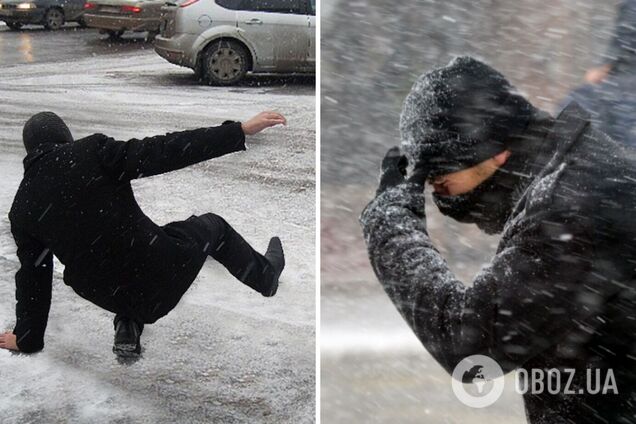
top-left (0, 28), bottom-right (315, 423)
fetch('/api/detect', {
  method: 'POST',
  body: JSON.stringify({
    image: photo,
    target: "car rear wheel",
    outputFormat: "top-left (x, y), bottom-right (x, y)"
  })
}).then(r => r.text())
top-left (6, 22), bottom-right (23, 30)
top-left (106, 30), bottom-right (124, 39)
top-left (202, 40), bottom-right (249, 86)
top-left (44, 8), bottom-right (64, 30)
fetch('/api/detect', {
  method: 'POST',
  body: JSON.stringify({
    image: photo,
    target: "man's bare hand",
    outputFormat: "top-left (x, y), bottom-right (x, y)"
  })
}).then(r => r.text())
top-left (0, 332), bottom-right (18, 351)
top-left (241, 111), bottom-right (287, 136)
top-left (585, 64), bottom-right (612, 84)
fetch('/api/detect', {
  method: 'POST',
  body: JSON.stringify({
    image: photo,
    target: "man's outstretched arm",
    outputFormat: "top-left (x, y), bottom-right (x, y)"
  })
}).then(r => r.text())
top-left (3, 225), bottom-right (54, 353)
top-left (97, 111), bottom-right (286, 180)
top-left (360, 149), bottom-right (614, 375)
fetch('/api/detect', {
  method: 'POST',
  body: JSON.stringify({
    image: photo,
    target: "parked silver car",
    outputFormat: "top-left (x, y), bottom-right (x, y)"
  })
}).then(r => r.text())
top-left (154, 0), bottom-right (315, 85)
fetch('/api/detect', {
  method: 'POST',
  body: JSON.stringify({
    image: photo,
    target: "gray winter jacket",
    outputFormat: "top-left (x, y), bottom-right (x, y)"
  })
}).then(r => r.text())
top-left (361, 103), bottom-right (636, 423)
top-left (605, 0), bottom-right (636, 70)
top-left (561, 0), bottom-right (636, 147)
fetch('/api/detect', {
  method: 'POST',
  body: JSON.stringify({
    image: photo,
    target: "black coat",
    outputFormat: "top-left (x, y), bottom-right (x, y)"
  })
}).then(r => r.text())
top-left (9, 121), bottom-right (245, 353)
top-left (361, 103), bottom-right (636, 423)
top-left (562, 73), bottom-right (636, 147)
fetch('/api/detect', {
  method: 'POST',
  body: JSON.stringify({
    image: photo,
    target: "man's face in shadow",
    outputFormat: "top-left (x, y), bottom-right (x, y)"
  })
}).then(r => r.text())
top-left (429, 150), bottom-right (511, 196)
top-left (430, 149), bottom-right (516, 235)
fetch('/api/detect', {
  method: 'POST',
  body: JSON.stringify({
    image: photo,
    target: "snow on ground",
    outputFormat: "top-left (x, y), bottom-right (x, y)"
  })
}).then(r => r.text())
top-left (0, 34), bottom-right (315, 423)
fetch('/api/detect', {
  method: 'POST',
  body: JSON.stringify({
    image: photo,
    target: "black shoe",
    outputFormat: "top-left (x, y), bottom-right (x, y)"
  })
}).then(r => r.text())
top-left (113, 317), bottom-right (142, 357)
top-left (263, 236), bottom-right (285, 297)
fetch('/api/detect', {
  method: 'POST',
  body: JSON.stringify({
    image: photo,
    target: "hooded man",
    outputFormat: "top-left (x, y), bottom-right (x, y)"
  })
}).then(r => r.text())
top-left (0, 110), bottom-right (286, 357)
top-left (360, 56), bottom-right (636, 423)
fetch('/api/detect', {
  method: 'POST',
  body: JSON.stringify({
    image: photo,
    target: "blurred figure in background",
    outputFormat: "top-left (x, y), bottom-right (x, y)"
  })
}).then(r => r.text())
top-left (564, 0), bottom-right (636, 146)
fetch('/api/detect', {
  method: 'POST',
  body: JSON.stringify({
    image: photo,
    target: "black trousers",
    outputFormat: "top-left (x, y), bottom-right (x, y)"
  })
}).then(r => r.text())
top-left (114, 213), bottom-right (275, 331)
top-left (194, 213), bottom-right (276, 293)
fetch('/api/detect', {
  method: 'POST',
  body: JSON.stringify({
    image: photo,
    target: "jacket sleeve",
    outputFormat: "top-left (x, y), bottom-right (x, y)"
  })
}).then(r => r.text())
top-left (11, 224), bottom-right (53, 353)
top-left (360, 176), bottom-right (613, 375)
top-left (96, 121), bottom-right (246, 180)
top-left (604, 0), bottom-right (636, 65)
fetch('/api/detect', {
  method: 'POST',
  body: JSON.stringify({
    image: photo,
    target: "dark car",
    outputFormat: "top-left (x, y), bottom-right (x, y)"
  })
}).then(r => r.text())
top-left (83, 0), bottom-right (163, 39)
top-left (0, 0), bottom-right (86, 30)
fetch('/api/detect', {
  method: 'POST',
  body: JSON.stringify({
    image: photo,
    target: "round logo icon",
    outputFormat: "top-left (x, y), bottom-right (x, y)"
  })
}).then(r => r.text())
top-left (451, 354), bottom-right (505, 408)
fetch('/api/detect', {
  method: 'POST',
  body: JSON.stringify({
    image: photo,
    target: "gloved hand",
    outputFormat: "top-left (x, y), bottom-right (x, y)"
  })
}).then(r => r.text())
top-left (377, 147), bottom-right (429, 195)
top-left (361, 146), bottom-right (430, 243)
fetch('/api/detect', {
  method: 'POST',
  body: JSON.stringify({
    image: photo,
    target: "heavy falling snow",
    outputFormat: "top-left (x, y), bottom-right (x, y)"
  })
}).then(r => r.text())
top-left (321, 0), bottom-right (626, 423)
top-left (0, 26), bottom-right (315, 423)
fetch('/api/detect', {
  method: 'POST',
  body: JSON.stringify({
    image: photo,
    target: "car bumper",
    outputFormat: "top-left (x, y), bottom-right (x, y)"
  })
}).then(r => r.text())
top-left (154, 33), bottom-right (198, 68)
top-left (83, 13), bottom-right (160, 32)
top-left (0, 8), bottom-right (45, 23)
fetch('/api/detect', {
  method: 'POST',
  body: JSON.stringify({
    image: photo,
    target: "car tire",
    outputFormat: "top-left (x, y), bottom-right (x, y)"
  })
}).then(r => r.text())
top-left (6, 22), bottom-right (23, 31)
top-left (77, 16), bottom-right (88, 28)
top-left (106, 30), bottom-right (124, 39)
top-left (44, 8), bottom-right (64, 30)
top-left (202, 39), bottom-right (250, 86)
top-left (146, 30), bottom-right (158, 42)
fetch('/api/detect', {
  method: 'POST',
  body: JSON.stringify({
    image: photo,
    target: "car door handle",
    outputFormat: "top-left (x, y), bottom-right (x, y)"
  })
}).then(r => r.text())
top-left (244, 18), bottom-right (263, 25)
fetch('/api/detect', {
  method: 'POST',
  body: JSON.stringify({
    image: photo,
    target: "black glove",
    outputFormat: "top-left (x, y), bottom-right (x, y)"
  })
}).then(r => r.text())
top-left (377, 147), bottom-right (429, 195)
top-left (377, 147), bottom-right (407, 194)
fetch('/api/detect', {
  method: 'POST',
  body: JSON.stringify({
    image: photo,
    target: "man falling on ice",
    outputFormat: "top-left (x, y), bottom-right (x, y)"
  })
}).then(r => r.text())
top-left (1, 111), bottom-right (286, 357)
top-left (361, 57), bottom-right (636, 423)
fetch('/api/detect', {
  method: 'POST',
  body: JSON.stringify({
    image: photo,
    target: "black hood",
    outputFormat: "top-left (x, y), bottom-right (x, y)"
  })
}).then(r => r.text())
top-left (400, 56), bottom-right (539, 178)
top-left (23, 112), bottom-right (73, 154)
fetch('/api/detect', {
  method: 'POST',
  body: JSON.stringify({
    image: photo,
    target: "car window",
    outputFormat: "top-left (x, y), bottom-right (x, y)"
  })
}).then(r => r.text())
top-left (216, 0), bottom-right (304, 14)
top-left (309, 0), bottom-right (315, 15)
top-left (215, 0), bottom-right (242, 9)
